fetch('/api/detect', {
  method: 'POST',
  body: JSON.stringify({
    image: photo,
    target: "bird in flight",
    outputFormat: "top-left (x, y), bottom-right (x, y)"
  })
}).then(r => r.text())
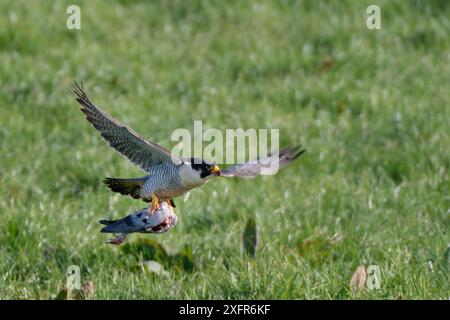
top-left (73, 81), bottom-right (305, 214)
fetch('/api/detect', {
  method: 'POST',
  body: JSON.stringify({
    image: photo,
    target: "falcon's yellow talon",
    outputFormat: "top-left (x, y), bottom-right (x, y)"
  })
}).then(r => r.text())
top-left (149, 194), bottom-right (160, 214)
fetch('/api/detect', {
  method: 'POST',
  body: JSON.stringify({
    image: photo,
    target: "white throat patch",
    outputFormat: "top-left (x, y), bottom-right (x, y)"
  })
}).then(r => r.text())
top-left (179, 164), bottom-right (208, 189)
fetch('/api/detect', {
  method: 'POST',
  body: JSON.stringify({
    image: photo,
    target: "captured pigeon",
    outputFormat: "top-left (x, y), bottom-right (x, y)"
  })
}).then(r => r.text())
top-left (99, 202), bottom-right (178, 245)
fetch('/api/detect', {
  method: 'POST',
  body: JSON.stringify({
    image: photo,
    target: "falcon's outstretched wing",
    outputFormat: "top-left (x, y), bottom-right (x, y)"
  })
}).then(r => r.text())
top-left (73, 81), bottom-right (181, 172)
top-left (220, 144), bottom-right (305, 178)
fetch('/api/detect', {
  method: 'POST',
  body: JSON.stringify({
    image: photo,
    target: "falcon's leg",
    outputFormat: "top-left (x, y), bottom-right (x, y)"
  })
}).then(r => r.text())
top-left (148, 194), bottom-right (160, 214)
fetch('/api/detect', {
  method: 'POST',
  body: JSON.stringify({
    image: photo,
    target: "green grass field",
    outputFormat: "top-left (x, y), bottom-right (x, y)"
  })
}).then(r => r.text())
top-left (0, 0), bottom-right (449, 299)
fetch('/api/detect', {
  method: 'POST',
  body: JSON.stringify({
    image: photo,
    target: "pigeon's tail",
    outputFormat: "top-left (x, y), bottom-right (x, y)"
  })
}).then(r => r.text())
top-left (100, 223), bottom-right (122, 233)
top-left (99, 219), bottom-right (115, 225)
top-left (99, 215), bottom-right (134, 233)
top-left (99, 219), bottom-right (125, 233)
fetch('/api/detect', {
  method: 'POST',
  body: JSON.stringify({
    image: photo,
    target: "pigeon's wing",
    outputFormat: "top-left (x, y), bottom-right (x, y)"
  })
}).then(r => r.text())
top-left (73, 81), bottom-right (181, 172)
top-left (220, 144), bottom-right (305, 178)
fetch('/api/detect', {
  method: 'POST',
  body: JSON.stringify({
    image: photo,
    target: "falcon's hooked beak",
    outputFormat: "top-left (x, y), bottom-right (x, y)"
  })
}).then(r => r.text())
top-left (211, 165), bottom-right (221, 176)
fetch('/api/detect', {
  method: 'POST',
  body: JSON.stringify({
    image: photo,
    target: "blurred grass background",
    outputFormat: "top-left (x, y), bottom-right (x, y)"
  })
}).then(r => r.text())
top-left (0, 0), bottom-right (449, 299)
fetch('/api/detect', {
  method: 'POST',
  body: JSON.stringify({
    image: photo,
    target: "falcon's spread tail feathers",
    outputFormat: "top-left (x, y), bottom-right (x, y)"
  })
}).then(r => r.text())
top-left (103, 177), bottom-right (177, 207)
top-left (103, 177), bottom-right (146, 201)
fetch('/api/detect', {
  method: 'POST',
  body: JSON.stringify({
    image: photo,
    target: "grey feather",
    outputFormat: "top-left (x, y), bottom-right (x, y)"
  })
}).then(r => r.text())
top-left (100, 202), bottom-right (177, 239)
top-left (220, 144), bottom-right (305, 178)
top-left (73, 81), bottom-right (182, 172)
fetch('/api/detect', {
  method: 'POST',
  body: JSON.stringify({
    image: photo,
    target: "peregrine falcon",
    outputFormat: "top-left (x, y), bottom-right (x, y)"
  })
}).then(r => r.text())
top-left (73, 82), bottom-right (305, 214)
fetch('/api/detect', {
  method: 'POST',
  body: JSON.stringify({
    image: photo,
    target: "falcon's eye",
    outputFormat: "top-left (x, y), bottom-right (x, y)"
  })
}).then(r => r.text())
top-left (206, 164), bottom-right (214, 171)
